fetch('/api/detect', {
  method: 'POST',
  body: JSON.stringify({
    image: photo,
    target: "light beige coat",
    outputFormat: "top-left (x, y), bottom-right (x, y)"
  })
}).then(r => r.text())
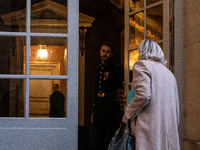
top-left (125, 60), bottom-right (180, 150)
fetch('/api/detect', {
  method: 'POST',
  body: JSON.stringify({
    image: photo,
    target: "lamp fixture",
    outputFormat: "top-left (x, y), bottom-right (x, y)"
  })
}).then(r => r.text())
top-left (37, 45), bottom-right (48, 61)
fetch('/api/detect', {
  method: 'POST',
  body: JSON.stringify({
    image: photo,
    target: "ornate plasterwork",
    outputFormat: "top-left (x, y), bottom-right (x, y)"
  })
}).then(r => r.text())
top-left (1, 0), bottom-right (95, 28)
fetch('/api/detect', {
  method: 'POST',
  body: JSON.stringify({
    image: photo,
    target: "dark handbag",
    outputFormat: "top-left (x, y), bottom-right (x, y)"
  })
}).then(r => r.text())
top-left (107, 121), bottom-right (135, 150)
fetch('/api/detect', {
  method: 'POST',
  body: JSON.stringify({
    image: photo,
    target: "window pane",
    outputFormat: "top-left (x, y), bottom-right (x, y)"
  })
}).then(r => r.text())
top-left (130, 0), bottom-right (144, 12)
top-left (128, 50), bottom-right (139, 82)
top-left (158, 43), bottom-right (163, 50)
top-left (0, 1), bottom-right (26, 32)
top-left (129, 12), bottom-right (144, 47)
top-left (147, 5), bottom-right (163, 41)
top-left (147, 0), bottom-right (161, 6)
top-left (30, 37), bottom-right (67, 75)
top-left (0, 79), bottom-right (25, 117)
top-left (31, 1), bottom-right (67, 33)
top-left (0, 36), bottom-right (26, 74)
top-left (29, 79), bottom-right (67, 118)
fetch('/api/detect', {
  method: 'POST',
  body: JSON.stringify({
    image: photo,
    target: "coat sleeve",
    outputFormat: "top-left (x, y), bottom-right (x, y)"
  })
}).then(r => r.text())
top-left (125, 60), bottom-right (151, 120)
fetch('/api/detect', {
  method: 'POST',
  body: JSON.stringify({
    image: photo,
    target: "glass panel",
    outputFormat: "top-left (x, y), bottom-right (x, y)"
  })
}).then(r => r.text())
top-left (31, 1), bottom-right (68, 33)
top-left (30, 37), bottom-right (67, 75)
top-left (129, 50), bottom-right (139, 82)
top-left (0, 79), bottom-right (25, 117)
top-left (0, 1), bottom-right (26, 32)
top-left (147, 0), bottom-right (161, 6)
top-left (130, 0), bottom-right (144, 12)
top-left (129, 12), bottom-right (144, 47)
top-left (158, 43), bottom-right (163, 50)
top-left (0, 36), bottom-right (26, 74)
top-left (147, 5), bottom-right (163, 41)
top-left (29, 79), bottom-right (67, 118)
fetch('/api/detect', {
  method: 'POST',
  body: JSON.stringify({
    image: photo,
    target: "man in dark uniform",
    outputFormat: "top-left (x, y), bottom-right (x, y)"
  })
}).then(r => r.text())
top-left (91, 42), bottom-right (123, 150)
top-left (49, 84), bottom-right (64, 117)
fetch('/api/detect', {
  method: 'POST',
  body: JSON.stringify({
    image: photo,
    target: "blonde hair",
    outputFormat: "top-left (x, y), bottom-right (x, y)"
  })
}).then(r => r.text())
top-left (138, 39), bottom-right (167, 65)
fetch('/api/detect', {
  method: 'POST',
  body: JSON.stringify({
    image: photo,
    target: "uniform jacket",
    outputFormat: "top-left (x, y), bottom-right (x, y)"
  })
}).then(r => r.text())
top-left (93, 61), bottom-right (123, 123)
top-left (125, 60), bottom-right (180, 150)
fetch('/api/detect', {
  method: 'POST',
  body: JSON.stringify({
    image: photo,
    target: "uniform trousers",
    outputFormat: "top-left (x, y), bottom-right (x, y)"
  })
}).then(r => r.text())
top-left (93, 121), bottom-right (116, 150)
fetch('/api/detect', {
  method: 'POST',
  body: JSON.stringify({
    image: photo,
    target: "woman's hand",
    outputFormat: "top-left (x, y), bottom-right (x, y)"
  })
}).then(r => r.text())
top-left (122, 114), bottom-right (128, 124)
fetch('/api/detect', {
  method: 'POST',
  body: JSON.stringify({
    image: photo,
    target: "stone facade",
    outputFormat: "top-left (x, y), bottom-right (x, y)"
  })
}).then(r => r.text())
top-left (175, 0), bottom-right (200, 149)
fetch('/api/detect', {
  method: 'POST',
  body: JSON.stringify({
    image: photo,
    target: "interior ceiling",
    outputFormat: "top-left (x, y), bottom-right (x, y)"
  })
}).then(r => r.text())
top-left (80, 0), bottom-right (113, 16)
top-left (79, 0), bottom-right (124, 28)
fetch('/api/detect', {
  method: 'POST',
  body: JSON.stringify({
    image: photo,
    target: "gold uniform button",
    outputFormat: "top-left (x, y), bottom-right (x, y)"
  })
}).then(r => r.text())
top-left (97, 93), bottom-right (101, 97)
top-left (101, 93), bottom-right (105, 97)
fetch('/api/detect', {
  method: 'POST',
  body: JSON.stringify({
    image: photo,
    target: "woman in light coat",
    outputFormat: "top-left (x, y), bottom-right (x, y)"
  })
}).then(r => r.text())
top-left (123, 39), bottom-right (180, 150)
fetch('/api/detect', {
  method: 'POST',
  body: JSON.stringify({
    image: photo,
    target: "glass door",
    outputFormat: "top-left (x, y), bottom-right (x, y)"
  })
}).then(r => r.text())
top-left (0, 0), bottom-right (79, 149)
top-left (124, 0), bottom-right (170, 100)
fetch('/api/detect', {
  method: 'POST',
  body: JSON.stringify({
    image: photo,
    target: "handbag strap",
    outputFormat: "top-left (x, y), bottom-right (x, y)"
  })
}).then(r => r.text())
top-left (117, 120), bottom-right (132, 139)
top-left (128, 119), bottom-right (132, 134)
top-left (117, 122), bottom-right (126, 138)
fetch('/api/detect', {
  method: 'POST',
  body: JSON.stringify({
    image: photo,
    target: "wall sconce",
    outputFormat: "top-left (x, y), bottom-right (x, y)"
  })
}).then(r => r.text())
top-left (37, 45), bottom-right (48, 61)
top-left (64, 48), bottom-right (67, 61)
top-left (64, 48), bottom-right (67, 56)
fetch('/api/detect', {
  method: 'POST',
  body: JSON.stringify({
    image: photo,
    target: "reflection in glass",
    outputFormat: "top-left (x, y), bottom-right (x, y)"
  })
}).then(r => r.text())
top-left (129, 12), bottom-right (144, 47)
top-left (31, 0), bottom-right (68, 33)
top-left (129, 50), bottom-right (139, 82)
top-left (29, 79), bottom-right (67, 118)
top-left (130, 0), bottom-right (144, 12)
top-left (129, 50), bottom-right (139, 70)
top-left (0, 79), bottom-right (25, 117)
top-left (0, 1), bottom-right (68, 33)
top-left (0, 1), bottom-right (26, 32)
top-left (30, 37), bottom-right (67, 75)
top-left (147, 5), bottom-right (163, 41)
top-left (147, 0), bottom-right (161, 6)
top-left (0, 36), bottom-right (26, 74)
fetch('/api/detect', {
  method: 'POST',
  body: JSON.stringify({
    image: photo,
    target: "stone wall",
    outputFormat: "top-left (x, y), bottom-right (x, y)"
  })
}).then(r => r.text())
top-left (181, 0), bottom-right (200, 149)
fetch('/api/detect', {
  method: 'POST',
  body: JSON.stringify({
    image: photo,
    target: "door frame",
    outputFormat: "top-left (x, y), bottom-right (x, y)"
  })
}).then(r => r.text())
top-left (0, 0), bottom-right (79, 149)
top-left (124, 0), bottom-right (170, 102)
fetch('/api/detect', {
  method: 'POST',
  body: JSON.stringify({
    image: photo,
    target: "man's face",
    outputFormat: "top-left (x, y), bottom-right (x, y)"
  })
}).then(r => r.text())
top-left (53, 85), bottom-right (58, 93)
top-left (100, 45), bottom-right (112, 62)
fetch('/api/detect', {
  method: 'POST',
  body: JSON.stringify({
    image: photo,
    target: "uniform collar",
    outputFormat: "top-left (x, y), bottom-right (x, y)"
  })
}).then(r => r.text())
top-left (99, 61), bottom-right (112, 67)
